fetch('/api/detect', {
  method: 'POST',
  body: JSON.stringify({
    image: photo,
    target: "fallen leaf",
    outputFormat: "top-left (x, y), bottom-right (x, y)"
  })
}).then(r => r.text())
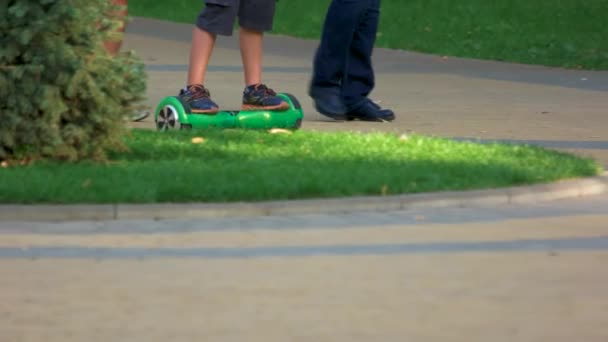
top-left (82, 179), bottom-right (92, 188)
top-left (191, 137), bottom-right (206, 144)
top-left (19, 158), bottom-right (33, 166)
top-left (381, 185), bottom-right (389, 196)
top-left (269, 128), bottom-right (292, 135)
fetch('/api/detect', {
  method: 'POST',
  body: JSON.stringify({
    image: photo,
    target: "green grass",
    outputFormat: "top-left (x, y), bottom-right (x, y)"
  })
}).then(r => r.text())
top-left (0, 129), bottom-right (601, 204)
top-left (128, 0), bottom-right (608, 70)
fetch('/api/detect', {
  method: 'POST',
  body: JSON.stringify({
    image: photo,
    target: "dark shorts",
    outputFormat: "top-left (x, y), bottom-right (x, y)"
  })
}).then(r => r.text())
top-left (196, 0), bottom-right (277, 36)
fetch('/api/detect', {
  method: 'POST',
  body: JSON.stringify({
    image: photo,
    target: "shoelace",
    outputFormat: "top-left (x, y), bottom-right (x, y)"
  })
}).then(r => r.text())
top-left (253, 84), bottom-right (277, 96)
top-left (188, 85), bottom-right (211, 99)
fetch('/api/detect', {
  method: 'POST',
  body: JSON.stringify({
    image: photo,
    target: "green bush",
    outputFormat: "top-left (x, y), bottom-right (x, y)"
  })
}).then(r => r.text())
top-left (0, 0), bottom-right (146, 162)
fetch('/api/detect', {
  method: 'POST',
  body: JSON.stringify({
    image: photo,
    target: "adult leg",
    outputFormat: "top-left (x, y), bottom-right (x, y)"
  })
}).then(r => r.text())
top-left (343, 0), bottom-right (394, 121)
top-left (341, 0), bottom-right (378, 110)
top-left (309, 0), bottom-right (368, 118)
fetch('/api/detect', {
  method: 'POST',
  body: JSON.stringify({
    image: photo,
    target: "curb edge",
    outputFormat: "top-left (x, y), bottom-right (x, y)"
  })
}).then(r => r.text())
top-left (2, 173), bottom-right (606, 222)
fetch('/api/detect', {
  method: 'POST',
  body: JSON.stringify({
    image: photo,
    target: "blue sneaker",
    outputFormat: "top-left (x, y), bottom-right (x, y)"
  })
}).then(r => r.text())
top-left (242, 84), bottom-right (289, 111)
top-left (179, 84), bottom-right (219, 114)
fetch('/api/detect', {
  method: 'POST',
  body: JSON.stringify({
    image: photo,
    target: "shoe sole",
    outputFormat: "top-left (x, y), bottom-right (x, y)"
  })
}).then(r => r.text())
top-left (191, 108), bottom-right (220, 114)
top-left (310, 98), bottom-right (348, 120)
top-left (347, 114), bottom-right (396, 122)
top-left (242, 103), bottom-right (290, 111)
top-left (312, 102), bottom-right (349, 121)
top-left (319, 111), bottom-right (348, 121)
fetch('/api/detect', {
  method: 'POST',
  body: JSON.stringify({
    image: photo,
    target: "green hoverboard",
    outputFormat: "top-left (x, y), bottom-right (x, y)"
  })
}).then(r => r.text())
top-left (155, 93), bottom-right (303, 131)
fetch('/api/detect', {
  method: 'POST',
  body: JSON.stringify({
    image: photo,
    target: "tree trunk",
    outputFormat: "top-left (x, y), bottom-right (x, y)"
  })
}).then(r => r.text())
top-left (104, 0), bottom-right (128, 56)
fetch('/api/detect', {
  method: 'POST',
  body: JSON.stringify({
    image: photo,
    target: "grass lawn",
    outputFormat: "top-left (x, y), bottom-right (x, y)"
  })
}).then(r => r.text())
top-left (0, 129), bottom-right (601, 204)
top-left (128, 0), bottom-right (608, 70)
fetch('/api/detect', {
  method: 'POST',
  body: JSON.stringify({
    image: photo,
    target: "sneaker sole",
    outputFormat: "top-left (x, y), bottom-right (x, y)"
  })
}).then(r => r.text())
top-left (191, 108), bottom-right (220, 114)
top-left (242, 103), bottom-right (290, 111)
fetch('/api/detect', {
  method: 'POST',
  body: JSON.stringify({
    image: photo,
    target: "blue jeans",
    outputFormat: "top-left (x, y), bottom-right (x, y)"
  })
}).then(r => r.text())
top-left (311, 0), bottom-right (380, 111)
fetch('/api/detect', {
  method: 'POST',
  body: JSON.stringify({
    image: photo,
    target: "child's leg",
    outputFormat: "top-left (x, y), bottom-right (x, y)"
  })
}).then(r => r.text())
top-left (188, 3), bottom-right (237, 85)
top-left (239, 27), bottom-right (263, 86)
top-left (179, 2), bottom-right (239, 113)
top-left (187, 27), bottom-right (216, 86)
top-left (237, 0), bottom-right (288, 111)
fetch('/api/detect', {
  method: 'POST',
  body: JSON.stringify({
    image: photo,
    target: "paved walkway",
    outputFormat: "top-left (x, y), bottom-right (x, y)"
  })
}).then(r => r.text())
top-left (1, 17), bottom-right (608, 342)
top-left (2, 195), bottom-right (608, 341)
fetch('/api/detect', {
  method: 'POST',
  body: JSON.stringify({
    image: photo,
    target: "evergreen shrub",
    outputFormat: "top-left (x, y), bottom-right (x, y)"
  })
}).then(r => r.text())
top-left (0, 0), bottom-right (146, 162)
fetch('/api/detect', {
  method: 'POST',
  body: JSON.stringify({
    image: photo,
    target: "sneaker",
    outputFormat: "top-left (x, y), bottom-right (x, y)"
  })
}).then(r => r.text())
top-left (179, 84), bottom-right (219, 114)
top-left (242, 84), bottom-right (289, 111)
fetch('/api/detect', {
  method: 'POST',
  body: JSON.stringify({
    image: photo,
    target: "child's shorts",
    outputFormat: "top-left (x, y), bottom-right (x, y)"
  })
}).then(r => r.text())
top-left (197, 0), bottom-right (277, 36)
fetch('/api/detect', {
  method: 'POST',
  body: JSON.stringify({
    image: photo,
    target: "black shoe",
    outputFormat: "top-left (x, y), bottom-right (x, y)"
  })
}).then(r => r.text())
top-left (309, 86), bottom-right (348, 120)
top-left (347, 99), bottom-right (395, 122)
